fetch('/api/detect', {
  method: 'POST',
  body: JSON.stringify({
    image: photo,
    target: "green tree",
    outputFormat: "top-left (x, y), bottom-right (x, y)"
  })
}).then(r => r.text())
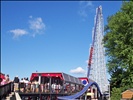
top-left (103, 1), bottom-right (133, 99)
top-left (110, 88), bottom-right (121, 100)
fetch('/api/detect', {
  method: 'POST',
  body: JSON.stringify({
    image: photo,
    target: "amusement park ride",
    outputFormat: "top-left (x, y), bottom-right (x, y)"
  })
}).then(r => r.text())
top-left (58, 5), bottom-right (109, 100)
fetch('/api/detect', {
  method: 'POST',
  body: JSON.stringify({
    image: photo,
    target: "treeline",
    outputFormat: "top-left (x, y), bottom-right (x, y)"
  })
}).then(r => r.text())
top-left (103, 1), bottom-right (133, 100)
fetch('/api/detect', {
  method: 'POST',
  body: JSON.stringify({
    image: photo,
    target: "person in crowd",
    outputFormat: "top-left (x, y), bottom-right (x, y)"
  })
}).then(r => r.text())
top-left (31, 80), bottom-right (35, 92)
top-left (47, 82), bottom-right (49, 90)
top-left (23, 77), bottom-right (29, 84)
top-left (56, 83), bottom-right (59, 93)
top-left (5, 74), bottom-right (10, 83)
top-left (44, 83), bottom-right (47, 93)
top-left (13, 76), bottom-right (20, 92)
top-left (34, 80), bottom-right (39, 92)
top-left (1, 78), bottom-right (6, 85)
top-left (26, 77), bottom-right (29, 81)
top-left (20, 78), bottom-right (24, 83)
top-left (52, 82), bottom-right (56, 93)
top-left (0, 74), bottom-right (6, 85)
top-left (64, 83), bottom-right (67, 93)
top-left (23, 77), bottom-right (31, 93)
top-left (40, 82), bottom-right (44, 93)
top-left (58, 83), bottom-right (61, 93)
top-left (20, 78), bottom-right (25, 92)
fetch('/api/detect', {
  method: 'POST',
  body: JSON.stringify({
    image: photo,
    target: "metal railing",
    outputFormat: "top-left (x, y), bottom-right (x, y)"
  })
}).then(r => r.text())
top-left (18, 82), bottom-right (83, 95)
top-left (0, 82), bottom-right (14, 99)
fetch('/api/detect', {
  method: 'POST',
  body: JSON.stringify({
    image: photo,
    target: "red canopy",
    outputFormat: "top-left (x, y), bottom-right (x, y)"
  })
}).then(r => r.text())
top-left (0, 73), bottom-right (5, 80)
top-left (30, 72), bottom-right (63, 81)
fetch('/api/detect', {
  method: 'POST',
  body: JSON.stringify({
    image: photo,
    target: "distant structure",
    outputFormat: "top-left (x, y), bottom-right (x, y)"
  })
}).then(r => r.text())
top-left (88, 6), bottom-right (108, 93)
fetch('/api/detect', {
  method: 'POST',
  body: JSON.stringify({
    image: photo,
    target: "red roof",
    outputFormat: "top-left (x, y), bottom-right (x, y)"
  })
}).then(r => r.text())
top-left (30, 72), bottom-right (63, 81)
top-left (30, 72), bottom-right (82, 85)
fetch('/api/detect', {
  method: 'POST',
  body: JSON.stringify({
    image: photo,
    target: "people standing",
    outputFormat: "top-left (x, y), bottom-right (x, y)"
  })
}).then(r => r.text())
top-left (1, 78), bottom-right (6, 85)
top-left (13, 76), bottom-right (20, 92)
top-left (31, 80), bottom-right (35, 92)
top-left (20, 78), bottom-right (24, 92)
top-left (5, 74), bottom-right (10, 83)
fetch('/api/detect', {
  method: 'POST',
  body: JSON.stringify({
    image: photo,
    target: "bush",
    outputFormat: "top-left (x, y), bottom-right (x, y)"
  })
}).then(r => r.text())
top-left (110, 87), bottom-right (121, 100)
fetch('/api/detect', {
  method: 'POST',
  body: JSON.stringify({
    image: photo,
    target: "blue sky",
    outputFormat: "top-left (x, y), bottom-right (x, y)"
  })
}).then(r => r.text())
top-left (1, 1), bottom-right (122, 80)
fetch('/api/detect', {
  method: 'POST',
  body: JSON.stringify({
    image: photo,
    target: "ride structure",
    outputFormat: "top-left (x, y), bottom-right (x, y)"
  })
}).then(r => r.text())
top-left (88, 5), bottom-right (108, 93)
top-left (58, 5), bottom-right (108, 100)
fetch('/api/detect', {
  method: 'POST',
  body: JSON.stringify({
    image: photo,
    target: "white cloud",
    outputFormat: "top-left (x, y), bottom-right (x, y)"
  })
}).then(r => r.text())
top-left (70, 67), bottom-right (86, 74)
top-left (79, 10), bottom-right (87, 17)
top-left (9, 16), bottom-right (46, 39)
top-left (9, 29), bottom-right (28, 38)
top-left (29, 17), bottom-right (46, 36)
top-left (29, 15), bottom-right (33, 18)
top-left (78, 1), bottom-right (94, 18)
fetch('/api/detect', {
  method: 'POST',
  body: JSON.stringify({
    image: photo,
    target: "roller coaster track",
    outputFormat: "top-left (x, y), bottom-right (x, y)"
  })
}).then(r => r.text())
top-left (87, 6), bottom-right (101, 78)
top-left (57, 6), bottom-right (103, 100)
top-left (58, 82), bottom-right (102, 100)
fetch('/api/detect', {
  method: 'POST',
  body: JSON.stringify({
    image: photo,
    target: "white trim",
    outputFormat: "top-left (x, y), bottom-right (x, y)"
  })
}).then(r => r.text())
top-left (15, 92), bottom-right (22, 100)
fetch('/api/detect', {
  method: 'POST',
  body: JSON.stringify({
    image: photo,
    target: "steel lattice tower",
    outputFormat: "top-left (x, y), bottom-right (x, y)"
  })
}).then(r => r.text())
top-left (89, 6), bottom-right (108, 93)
